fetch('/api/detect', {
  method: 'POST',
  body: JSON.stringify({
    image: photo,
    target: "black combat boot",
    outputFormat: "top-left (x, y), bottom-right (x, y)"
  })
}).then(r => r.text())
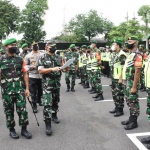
top-left (88, 87), bottom-right (94, 93)
top-left (21, 126), bottom-right (32, 139)
top-left (114, 108), bottom-right (124, 117)
top-left (71, 86), bottom-right (75, 92)
top-left (52, 113), bottom-right (60, 124)
top-left (95, 94), bottom-right (104, 101)
top-left (109, 107), bottom-right (117, 113)
top-left (141, 136), bottom-right (150, 144)
top-left (92, 93), bottom-right (100, 98)
top-left (147, 143), bottom-right (150, 149)
top-left (45, 119), bottom-right (52, 136)
top-left (124, 116), bottom-right (138, 130)
top-left (9, 128), bottom-right (19, 139)
top-left (66, 84), bottom-right (70, 92)
top-left (89, 88), bottom-right (97, 94)
top-left (84, 83), bottom-right (90, 89)
top-left (121, 119), bottom-right (130, 125)
top-left (33, 103), bottom-right (38, 113)
top-left (78, 81), bottom-right (83, 84)
top-left (81, 81), bottom-right (85, 86)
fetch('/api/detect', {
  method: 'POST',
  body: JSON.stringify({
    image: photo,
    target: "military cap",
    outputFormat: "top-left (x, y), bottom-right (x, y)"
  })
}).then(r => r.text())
top-left (139, 44), bottom-right (145, 49)
top-left (91, 40), bottom-right (97, 44)
top-left (0, 49), bottom-right (3, 52)
top-left (50, 44), bottom-right (56, 47)
top-left (3, 38), bottom-right (17, 46)
top-left (148, 36), bottom-right (150, 40)
top-left (128, 36), bottom-right (138, 41)
top-left (87, 45), bottom-right (91, 48)
top-left (82, 45), bottom-right (87, 48)
top-left (69, 44), bottom-right (75, 48)
top-left (21, 43), bottom-right (28, 49)
top-left (113, 38), bottom-right (123, 45)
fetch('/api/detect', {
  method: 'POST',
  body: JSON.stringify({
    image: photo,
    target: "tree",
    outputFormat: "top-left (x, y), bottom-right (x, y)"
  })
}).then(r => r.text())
top-left (68, 10), bottom-right (105, 42)
top-left (19, 0), bottom-right (48, 45)
top-left (0, 0), bottom-right (20, 41)
top-left (138, 5), bottom-right (150, 48)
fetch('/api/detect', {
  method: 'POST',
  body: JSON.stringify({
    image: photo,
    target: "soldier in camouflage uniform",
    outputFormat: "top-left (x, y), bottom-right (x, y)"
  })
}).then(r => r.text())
top-left (19, 43), bottom-right (29, 59)
top-left (38, 43), bottom-right (63, 135)
top-left (65, 44), bottom-right (79, 92)
top-left (120, 36), bottom-right (143, 130)
top-left (89, 41), bottom-right (104, 101)
top-left (141, 37), bottom-right (150, 149)
top-left (0, 38), bottom-right (32, 139)
top-left (109, 39), bottom-right (126, 117)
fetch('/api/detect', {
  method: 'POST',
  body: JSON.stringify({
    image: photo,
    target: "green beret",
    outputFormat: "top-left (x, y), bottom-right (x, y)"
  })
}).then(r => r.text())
top-left (3, 38), bottom-right (17, 46)
top-left (148, 36), bottom-right (150, 40)
top-left (50, 44), bottom-right (56, 47)
top-left (69, 44), bottom-right (75, 48)
top-left (87, 45), bottom-right (91, 48)
top-left (91, 40), bottom-right (97, 44)
top-left (82, 45), bottom-right (87, 48)
top-left (0, 49), bottom-right (3, 52)
top-left (21, 43), bottom-right (28, 49)
top-left (128, 36), bottom-right (138, 41)
top-left (139, 44), bottom-right (145, 49)
top-left (114, 39), bottom-right (122, 45)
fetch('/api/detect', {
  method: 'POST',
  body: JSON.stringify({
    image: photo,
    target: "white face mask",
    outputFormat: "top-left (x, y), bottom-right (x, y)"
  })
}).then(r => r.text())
top-left (111, 46), bottom-right (116, 51)
top-left (90, 45), bottom-right (93, 49)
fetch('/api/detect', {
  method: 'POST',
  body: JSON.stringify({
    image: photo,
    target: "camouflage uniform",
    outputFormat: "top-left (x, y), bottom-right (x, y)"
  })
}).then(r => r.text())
top-left (0, 54), bottom-right (29, 129)
top-left (38, 53), bottom-right (62, 121)
top-left (65, 51), bottom-right (79, 90)
top-left (20, 51), bottom-right (29, 59)
top-left (111, 50), bottom-right (126, 114)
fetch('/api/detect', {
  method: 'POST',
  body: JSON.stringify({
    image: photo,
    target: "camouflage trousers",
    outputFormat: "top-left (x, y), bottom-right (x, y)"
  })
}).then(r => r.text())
top-left (91, 69), bottom-right (103, 94)
top-left (111, 79), bottom-right (124, 109)
top-left (122, 83), bottom-right (129, 108)
top-left (82, 66), bottom-right (89, 84)
top-left (65, 70), bottom-right (76, 87)
top-left (42, 88), bottom-right (60, 121)
top-left (2, 92), bottom-right (29, 129)
top-left (126, 80), bottom-right (140, 116)
top-left (146, 87), bottom-right (150, 121)
top-left (139, 67), bottom-right (145, 89)
top-left (79, 67), bottom-right (84, 83)
top-left (87, 70), bottom-right (92, 86)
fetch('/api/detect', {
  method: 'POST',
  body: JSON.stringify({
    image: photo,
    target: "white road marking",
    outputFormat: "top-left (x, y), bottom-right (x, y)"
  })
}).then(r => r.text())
top-left (127, 132), bottom-right (150, 150)
top-left (102, 85), bottom-right (110, 87)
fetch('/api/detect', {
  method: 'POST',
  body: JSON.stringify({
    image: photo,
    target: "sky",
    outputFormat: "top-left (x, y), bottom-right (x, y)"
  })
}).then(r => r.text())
top-left (10, 0), bottom-right (150, 40)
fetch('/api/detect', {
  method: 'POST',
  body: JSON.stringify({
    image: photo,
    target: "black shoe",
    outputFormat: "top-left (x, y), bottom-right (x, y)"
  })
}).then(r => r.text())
top-left (92, 94), bottom-right (99, 98)
top-left (78, 82), bottom-right (82, 84)
top-left (45, 120), bottom-right (52, 136)
top-left (89, 90), bottom-right (97, 94)
top-left (121, 119), bottom-right (130, 125)
top-left (33, 104), bottom-right (38, 113)
top-left (71, 87), bottom-right (75, 92)
top-left (140, 88), bottom-right (146, 92)
top-left (38, 103), bottom-right (43, 106)
top-left (114, 111), bottom-right (124, 117)
top-left (66, 89), bottom-right (70, 92)
top-left (9, 128), bottom-right (19, 139)
top-left (147, 143), bottom-right (150, 149)
top-left (141, 136), bottom-right (150, 144)
top-left (84, 83), bottom-right (90, 89)
top-left (124, 122), bottom-right (138, 130)
top-left (95, 95), bottom-right (104, 101)
top-left (21, 127), bottom-right (32, 139)
top-left (66, 85), bottom-right (70, 92)
top-left (88, 88), bottom-right (93, 92)
top-left (52, 113), bottom-right (60, 124)
top-left (109, 108), bottom-right (116, 113)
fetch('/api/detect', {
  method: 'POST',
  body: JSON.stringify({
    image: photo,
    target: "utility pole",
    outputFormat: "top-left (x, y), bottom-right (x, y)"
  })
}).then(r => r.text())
top-left (125, 12), bottom-right (129, 22)
top-left (132, 13), bottom-right (137, 20)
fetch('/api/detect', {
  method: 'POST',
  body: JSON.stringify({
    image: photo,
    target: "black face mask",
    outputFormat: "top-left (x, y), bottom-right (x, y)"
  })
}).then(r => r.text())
top-left (72, 48), bottom-right (75, 51)
top-left (50, 48), bottom-right (56, 53)
top-left (33, 45), bottom-right (38, 51)
top-left (9, 47), bottom-right (17, 54)
top-left (127, 43), bottom-right (135, 49)
top-left (87, 51), bottom-right (90, 53)
top-left (148, 44), bottom-right (150, 50)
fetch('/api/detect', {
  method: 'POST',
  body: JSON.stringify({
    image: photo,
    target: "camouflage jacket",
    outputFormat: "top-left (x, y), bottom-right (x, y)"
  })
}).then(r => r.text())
top-left (38, 53), bottom-right (62, 91)
top-left (65, 51), bottom-right (79, 70)
top-left (0, 53), bottom-right (27, 94)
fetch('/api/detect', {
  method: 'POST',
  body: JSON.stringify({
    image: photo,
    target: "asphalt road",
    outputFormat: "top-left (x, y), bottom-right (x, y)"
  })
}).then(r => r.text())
top-left (0, 74), bottom-right (149, 150)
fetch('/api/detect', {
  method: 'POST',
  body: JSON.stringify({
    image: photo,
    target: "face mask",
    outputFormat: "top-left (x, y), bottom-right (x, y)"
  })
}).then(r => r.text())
top-left (71, 48), bottom-right (75, 51)
top-left (111, 46), bottom-right (116, 51)
top-left (90, 45), bottom-right (93, 49)
top-left (9, 47), bottom-right (17, 54)
top-left (50, 48), bottom-right (56, 53)
top-left (127, 43), bottom-right (135, 49)
top-left (33, 45), bottom-right (38, 51)
top-left (87, 51), bottom-right (90, 53)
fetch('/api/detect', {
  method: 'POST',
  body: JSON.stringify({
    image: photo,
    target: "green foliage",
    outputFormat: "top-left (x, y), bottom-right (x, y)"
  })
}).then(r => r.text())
top-left (19, 0), bottom-right (48, 45)
top-left (0, 0), bottom-right (20, 41)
